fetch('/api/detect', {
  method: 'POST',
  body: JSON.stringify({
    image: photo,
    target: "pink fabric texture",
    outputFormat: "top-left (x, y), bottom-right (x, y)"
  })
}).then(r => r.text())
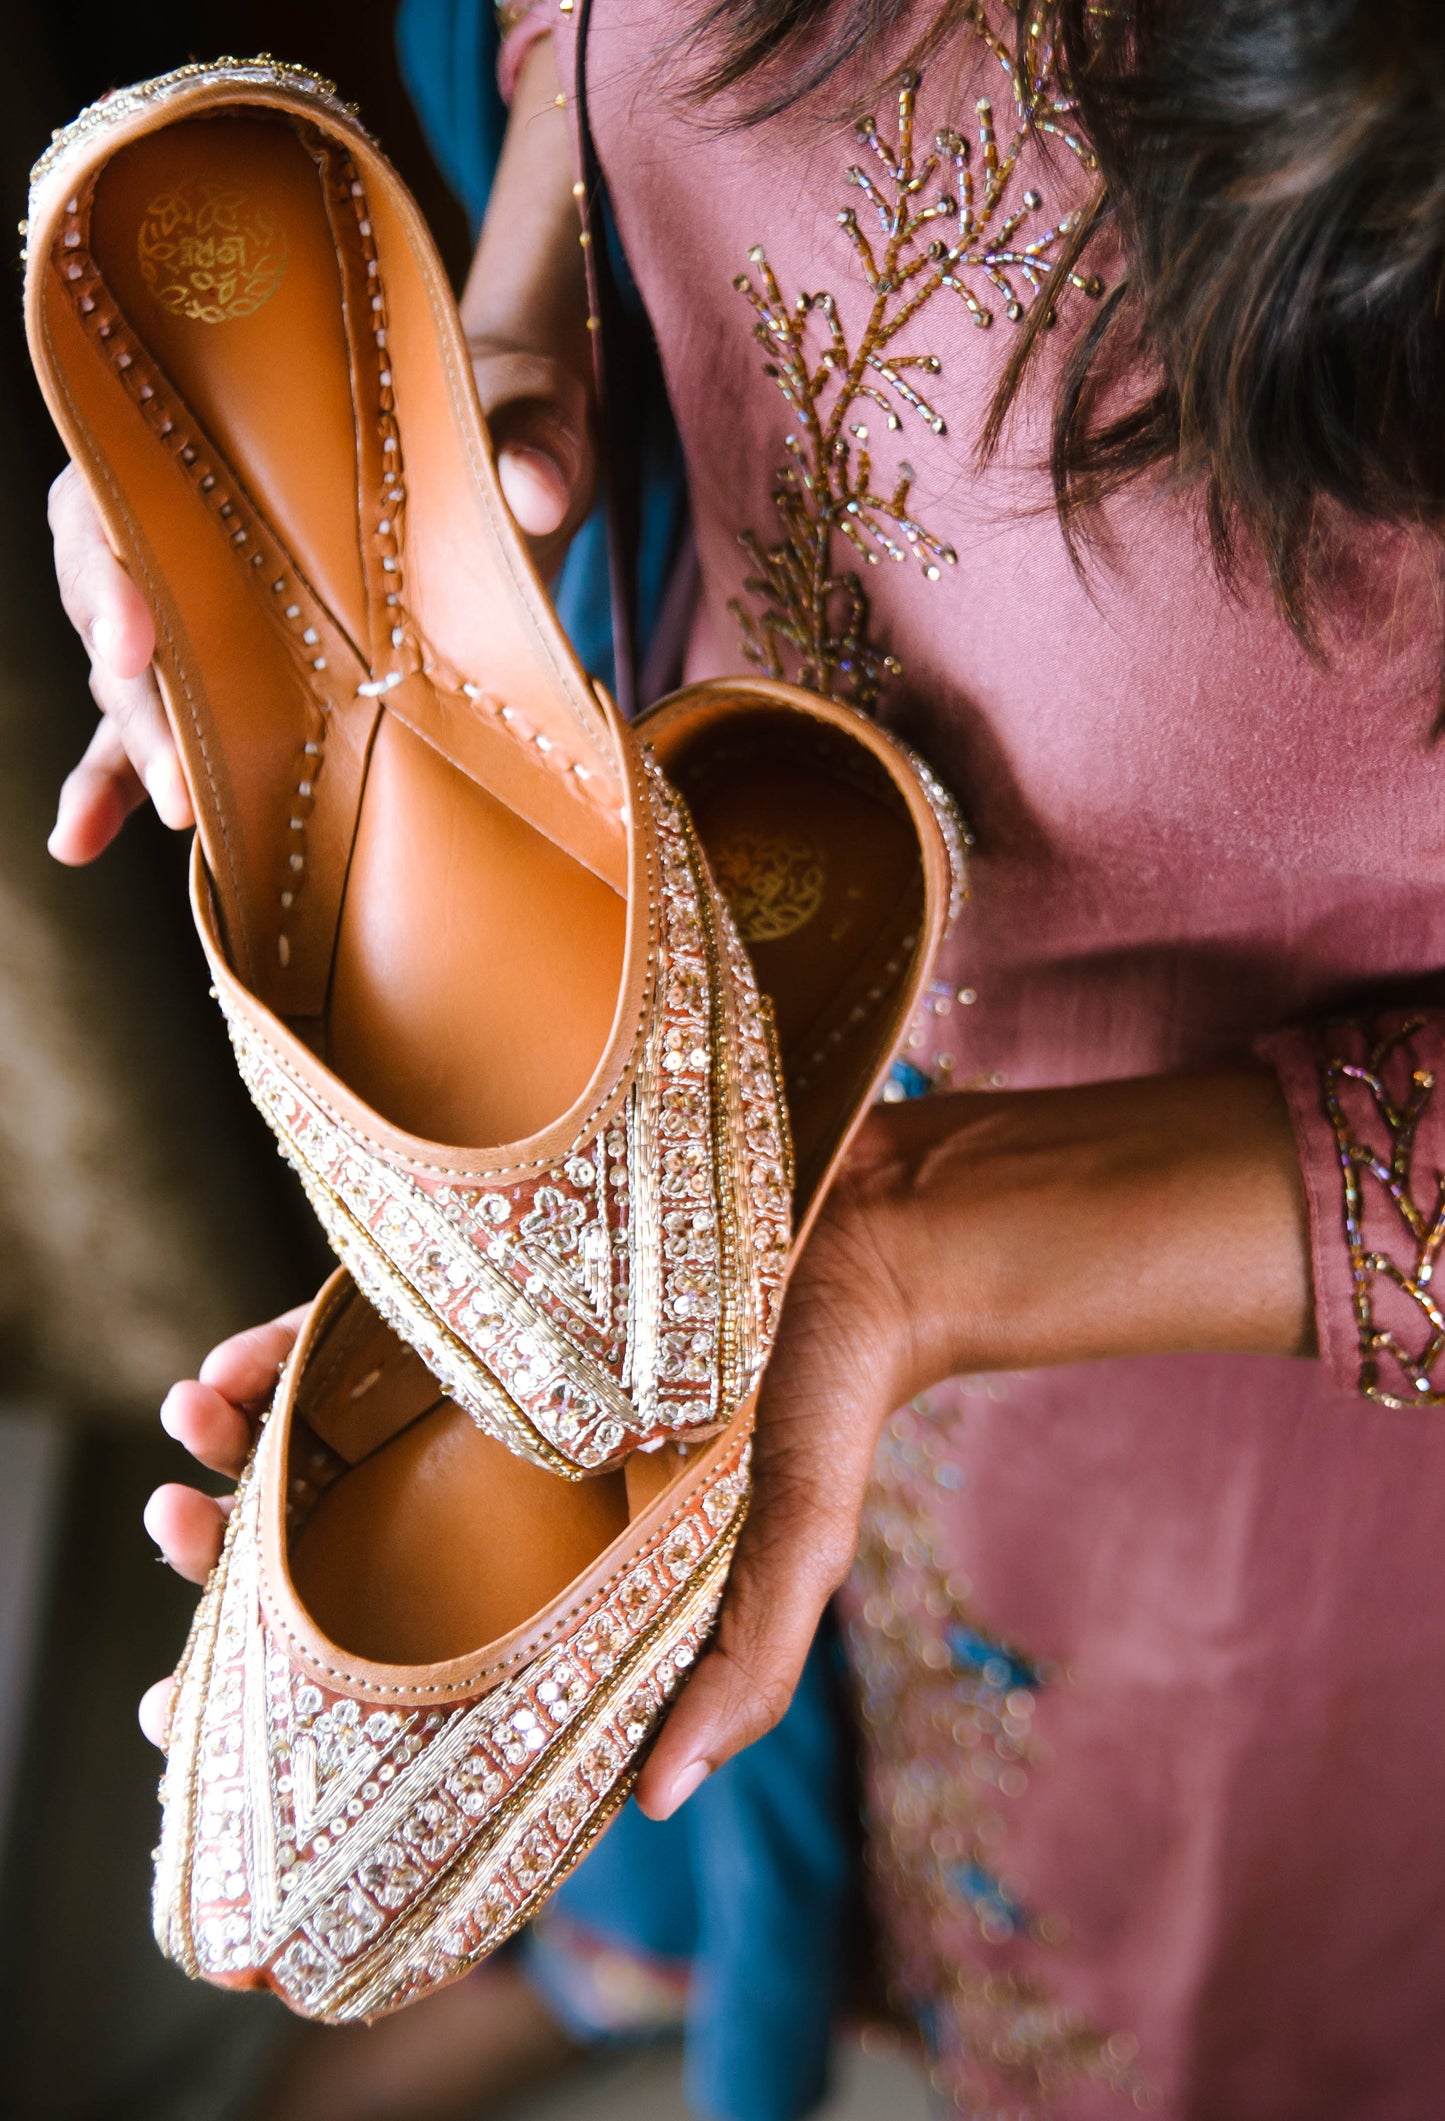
top-left (523, 5), bottom-right (1445, 2111)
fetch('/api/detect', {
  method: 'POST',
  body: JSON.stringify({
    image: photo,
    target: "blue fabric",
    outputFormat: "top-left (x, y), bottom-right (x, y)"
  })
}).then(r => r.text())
top-left (394, 10), bottom-right (858, 2113)
top-left (547, 1633), bottom-right (857, 2121)
top-left (394, 0), bottom-right (507, 228)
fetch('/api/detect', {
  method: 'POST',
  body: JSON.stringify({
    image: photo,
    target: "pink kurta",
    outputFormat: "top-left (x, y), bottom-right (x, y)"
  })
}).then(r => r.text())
top-left (511, 6), bottom-right (1445, 2111)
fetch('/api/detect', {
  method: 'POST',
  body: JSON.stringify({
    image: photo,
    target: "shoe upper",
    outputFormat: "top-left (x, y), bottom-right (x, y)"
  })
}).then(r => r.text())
top-left (152, 1268), bottom-right (753, 2021)
top-left (203, 742), bottom-right (793, 1475)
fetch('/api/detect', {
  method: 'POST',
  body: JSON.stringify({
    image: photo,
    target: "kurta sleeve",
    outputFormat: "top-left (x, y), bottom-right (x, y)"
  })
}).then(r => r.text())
top-left (1258, 1011), bottom-right (1445, 1408)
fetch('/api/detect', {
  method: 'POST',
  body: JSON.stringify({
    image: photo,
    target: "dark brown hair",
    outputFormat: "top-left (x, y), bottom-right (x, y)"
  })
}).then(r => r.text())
top-left (689, 0), bottom-right (1445, 641)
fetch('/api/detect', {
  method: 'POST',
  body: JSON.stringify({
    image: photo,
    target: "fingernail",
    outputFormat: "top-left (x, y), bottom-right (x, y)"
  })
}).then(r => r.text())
top-left (144, 753), bottom-right (189, 828)
top-left (658, 1759), bottom-right (710, 1819)
top-left (91, 614), bottom-right (116, 664)
top-left (47, 781), bottom-right (75, 857)
top-left (497, 447), bottom-right (568, 538)
top-left (158, 1389), bottom-right (184, 1441)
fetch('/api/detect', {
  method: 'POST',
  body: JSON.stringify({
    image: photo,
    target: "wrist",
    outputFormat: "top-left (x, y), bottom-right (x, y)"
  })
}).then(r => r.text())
top-left (851, 1067), bottom-right (1315, 1388)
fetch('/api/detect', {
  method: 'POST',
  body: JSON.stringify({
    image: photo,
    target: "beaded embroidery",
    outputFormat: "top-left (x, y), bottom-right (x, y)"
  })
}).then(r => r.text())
top-left (155, 1358), bottom-right (752, 2020)
top-left (1318, 1016), bottom-right (1445, 1408)
top-left (733, 13), bottom-right (1103, 707)
top-left (217, 764), bottom-right (791, 1476)
top-left (848, 1392), bottom-right (1148, 2114)
top-left (28, 59), bottom-right (353, 192)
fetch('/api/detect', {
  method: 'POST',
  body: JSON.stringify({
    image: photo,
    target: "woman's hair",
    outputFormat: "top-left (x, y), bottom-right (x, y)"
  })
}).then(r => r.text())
top-left (689, 0), bottom-right (1445, 641)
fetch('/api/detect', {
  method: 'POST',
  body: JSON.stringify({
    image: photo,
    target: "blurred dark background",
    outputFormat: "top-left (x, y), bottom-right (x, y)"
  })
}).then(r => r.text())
top-left (0, 7), bottom-right (467, 2113)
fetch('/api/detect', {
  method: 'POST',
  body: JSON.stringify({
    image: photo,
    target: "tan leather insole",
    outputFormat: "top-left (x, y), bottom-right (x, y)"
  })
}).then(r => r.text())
top-left (292, 1401), bottom-right (632, 1665)
top-left (327, 713), bottom-right (625, 1148)
top-left (84, 115), bottom-right (625, 1147)
top-left (687, 757), bottom-right (921, 1209)
top-left (91, 117), bottom-right (371, 649)
top-left (286, 1296), bottom-right (688, 1665)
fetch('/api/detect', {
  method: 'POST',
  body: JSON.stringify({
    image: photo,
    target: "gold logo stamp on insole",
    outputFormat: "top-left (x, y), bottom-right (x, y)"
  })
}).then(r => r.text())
top-left (137, 180), bottom-right (287, 323)
top-left (712, 830), bottom-right (826, 943)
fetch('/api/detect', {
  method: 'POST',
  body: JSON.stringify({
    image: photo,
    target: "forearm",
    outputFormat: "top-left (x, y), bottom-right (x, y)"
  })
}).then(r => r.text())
top-left (851, 1065), bottom-right (1316, 1394)
top-left (460, 34), bottom-right (590, 381)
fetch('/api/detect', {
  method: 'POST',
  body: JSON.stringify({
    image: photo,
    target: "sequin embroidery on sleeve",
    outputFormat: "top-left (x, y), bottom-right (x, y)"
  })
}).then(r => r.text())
top-left (732, 8), bottom-right (1105, 709)
top-left (1318, 1015), bottom-right (1445, 1407)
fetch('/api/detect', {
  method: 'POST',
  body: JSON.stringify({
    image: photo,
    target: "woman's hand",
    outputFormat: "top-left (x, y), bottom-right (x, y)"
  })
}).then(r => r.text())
top-left (47, 348), bottom-right (589, 869)
top-left (138, 1304), bottom-right (307, 1747)
top-left (634, 1064), bottom-right (1314, 1818)
top-left (46, 463), bottom-right (192, 866)
top-left (469, 342), bottom-right (595, 581)
top-left (141, 1069), bottom-right (1310, 1790)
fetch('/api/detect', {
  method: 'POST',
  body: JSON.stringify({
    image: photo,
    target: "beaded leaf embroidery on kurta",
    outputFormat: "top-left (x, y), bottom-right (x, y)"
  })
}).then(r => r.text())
top-left (733, 10), bottom-right (1103, 708)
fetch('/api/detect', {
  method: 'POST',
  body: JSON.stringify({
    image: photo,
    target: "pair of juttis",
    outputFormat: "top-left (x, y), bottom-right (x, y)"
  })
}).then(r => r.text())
top-left (24, 60), bottom-right (960, 2020)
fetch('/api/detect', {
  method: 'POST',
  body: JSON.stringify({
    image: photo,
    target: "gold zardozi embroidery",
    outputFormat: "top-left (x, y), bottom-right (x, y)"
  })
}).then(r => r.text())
top-left (1318, 1017), bottom-right (1445, 1407)
top-left (155, 1382), bottom-right (752, 2020)
top-left (734, 11), bottom-right (1104, 707)
top-left (710, 828), bottom-right (828, 943)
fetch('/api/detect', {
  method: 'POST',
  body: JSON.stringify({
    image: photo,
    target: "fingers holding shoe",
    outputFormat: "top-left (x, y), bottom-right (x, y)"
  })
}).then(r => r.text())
top-left (139, 1677), bottom-right (176, 1749)
top-left (470, 344), bottom-right (596, 574)
top-left (47, 461), bottom-right (189, 863)
top-left (636, 1152), bottom-right (916, 1819)
top-left (157, 1305), bottom-right (308, 1476)
top-left (140, 1304), bottom-right (309, 1745)
top-left (143, 1483), bottom-right (232, 1586)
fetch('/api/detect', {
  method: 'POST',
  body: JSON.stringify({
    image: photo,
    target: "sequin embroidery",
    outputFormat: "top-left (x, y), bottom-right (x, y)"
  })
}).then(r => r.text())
top-left (1318, 1015), bottom-right (1445, 1407)
top-left (733, 13), bottom-right (1103, 707)
top-left (154, 1384), bottom-right (752, 2021)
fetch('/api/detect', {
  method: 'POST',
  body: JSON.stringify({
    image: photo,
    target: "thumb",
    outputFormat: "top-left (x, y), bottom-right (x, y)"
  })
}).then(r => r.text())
top-left (632, 1171), bottom-right (916, 1820)
top-left (493, 413), bottom-right (578, 539)
top-left (634, 1495), bottom-right (854, 1819)
top-left (471, 346), bottom-right (594, 557)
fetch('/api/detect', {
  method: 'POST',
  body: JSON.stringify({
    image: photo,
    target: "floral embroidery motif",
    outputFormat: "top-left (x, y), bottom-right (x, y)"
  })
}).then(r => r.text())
top-left (847, 1392), bottom-right (1147, 2115)
top-left (733, 11), bottom-right (1103, 707)
top-left (710, 828), bottom-right (828, 943)
top-left (1318, 1016), bottom-right (1445, 1407)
